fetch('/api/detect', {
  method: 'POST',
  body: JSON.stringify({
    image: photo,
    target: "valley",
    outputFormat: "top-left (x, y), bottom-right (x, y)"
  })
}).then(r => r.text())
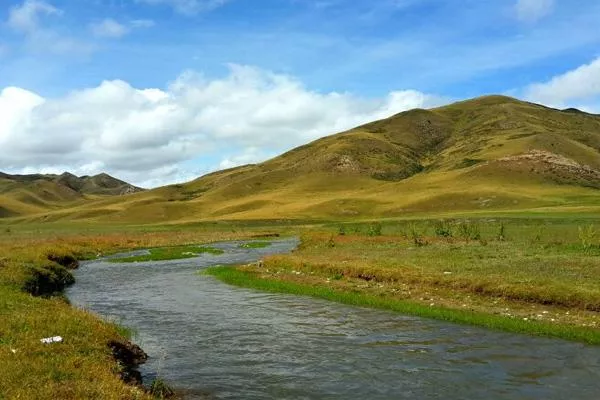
top-left (2, 95), bottom-right (600, 398)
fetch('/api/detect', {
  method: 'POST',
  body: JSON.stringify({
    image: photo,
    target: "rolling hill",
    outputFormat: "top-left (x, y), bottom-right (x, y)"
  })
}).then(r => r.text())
top-left (5, 95), bottom-right (600, 223)
top-left (0, 172), bottom-right (143, 218)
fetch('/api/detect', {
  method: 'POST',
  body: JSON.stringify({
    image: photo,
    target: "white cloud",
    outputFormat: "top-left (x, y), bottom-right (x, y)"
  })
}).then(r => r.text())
top-left (90, 19), bottom-right (130, 38)
top-left (515, 0), bottom-right (554, 22)
top-left (6, 0), bottom-right (93, 55)
top-left (7, 0), bottom-right (61, 33)
top-left (0, 65), bottom-right (444, 187)
top-left (524, 57), bottom-right (600, 109)
top-left (136, 0), bottom-right (229, 15)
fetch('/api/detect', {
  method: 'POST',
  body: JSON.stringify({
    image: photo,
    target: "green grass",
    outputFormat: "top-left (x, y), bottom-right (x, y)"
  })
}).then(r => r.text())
top-left (109, 245), bottom-right (224, 263)
top-left (205, 265), bottom-right (600, 345)
top-left (239, 241), bottom-right (272, 249)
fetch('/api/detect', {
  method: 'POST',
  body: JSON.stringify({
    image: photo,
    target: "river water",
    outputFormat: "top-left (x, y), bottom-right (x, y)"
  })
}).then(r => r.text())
top-left (66, 238), bottom-right (600, 399)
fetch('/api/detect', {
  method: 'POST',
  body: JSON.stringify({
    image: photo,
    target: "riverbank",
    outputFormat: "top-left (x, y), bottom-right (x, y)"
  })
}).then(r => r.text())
top-left (0, 226), bottom-right (266, 399)
top-left (207, 219), bottom-right (600, 344)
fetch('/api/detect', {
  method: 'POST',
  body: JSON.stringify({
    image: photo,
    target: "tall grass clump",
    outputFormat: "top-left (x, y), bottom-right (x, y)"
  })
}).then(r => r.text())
top-left (457, 221), bottom-right (481, 243)
top-left (579, 225), bottom-right (597, 253)
top-left (497, 222), bottom-right (507, 241)
top-left (433, 220), bottom-right (453, 238)
top-left (409, 223), bottom-right (428, 247)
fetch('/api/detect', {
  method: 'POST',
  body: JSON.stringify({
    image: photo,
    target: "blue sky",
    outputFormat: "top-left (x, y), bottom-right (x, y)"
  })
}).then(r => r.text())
top-left (1, 0), bottom-right (600, 187)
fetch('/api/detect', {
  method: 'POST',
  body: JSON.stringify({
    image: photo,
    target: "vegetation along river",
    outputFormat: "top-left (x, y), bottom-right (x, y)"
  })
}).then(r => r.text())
top-left (67, 238), bottom-right (600, 399)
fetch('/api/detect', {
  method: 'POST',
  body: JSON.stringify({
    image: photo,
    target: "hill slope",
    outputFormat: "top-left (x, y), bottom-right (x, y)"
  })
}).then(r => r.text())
top-left (8, 95), bottom-right (600, 223)
top-left (0, 172), bottom-right (143, 217)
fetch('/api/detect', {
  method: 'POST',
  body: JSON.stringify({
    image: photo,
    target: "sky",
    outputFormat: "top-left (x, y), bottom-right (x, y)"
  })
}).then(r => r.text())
top-left (0, 0), bottom-right (599, 188)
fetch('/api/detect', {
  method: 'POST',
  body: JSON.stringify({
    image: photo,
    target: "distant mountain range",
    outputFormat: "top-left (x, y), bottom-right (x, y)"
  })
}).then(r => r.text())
top-left (3, 95), bottom-right (600, 222)
top-left (0, 172), bottom-right (143, 218)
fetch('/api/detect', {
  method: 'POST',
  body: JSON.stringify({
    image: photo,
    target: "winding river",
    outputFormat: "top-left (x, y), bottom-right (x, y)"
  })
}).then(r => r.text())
top-left (67, 238), bottom-right (600, 399)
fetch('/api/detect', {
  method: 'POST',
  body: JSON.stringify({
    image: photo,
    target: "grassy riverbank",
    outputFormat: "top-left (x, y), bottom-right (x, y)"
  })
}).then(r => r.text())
top-left (0, 224), bottom-right (275, 399)
top-left (207, 217), bottom-right (600, 344)
top-left (109, 245), bottom-right (224, 263)
top-left (2, 216), bottom-right (600, 398)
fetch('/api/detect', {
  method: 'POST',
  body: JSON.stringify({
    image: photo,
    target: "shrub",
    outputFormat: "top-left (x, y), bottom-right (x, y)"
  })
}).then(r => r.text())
top-left (433, 220), bottom-right (453, 238)
top-left (367, 222), bottom-right (382, 237)
top-left (327, 236), bottom-right (336, 248)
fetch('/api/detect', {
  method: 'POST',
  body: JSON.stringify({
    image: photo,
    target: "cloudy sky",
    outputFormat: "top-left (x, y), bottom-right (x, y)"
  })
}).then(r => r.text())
top-left (1, 0), bottom-right (599, 187)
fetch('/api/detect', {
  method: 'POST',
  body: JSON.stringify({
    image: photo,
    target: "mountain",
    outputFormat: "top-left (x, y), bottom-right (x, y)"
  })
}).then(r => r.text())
top-left (0, 172), bottom-right (143, 218)
top-left (6, 95), bottom-right (600, 222)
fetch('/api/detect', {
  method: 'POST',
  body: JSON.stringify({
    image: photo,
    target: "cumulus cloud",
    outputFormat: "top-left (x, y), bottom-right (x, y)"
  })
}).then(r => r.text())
top-left (0, 65), bottom-right (444, 187)
top-left (515, 0), bottom-right (554, 22)
top-left (524, 57), bottom-right (600, 110)
top-left (90, 19), bottom-right (130, 38)
top-left (136, 0), bottom-right (229, 15)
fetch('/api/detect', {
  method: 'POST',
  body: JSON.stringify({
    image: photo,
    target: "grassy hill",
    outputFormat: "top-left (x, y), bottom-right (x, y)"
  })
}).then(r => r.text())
top-left (5, 95), bottom-right (600, 223)
top-left (0, 172), bottom-right (143, 218)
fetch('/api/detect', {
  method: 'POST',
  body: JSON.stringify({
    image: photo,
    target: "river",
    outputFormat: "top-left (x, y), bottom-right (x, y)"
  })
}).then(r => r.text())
top-left (66, 238), bottom-right (600, 399)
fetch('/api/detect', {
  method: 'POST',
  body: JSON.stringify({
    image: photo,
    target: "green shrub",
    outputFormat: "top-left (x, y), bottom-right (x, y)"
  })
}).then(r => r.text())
top-left (433, 220), bottom-right (453, 238)
top-left (367, 222), bottom-right (382, 237)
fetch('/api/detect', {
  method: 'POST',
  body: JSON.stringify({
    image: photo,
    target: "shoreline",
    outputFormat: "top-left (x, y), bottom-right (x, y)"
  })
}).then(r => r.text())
top-left (205, 265), bottom-right (600, 345)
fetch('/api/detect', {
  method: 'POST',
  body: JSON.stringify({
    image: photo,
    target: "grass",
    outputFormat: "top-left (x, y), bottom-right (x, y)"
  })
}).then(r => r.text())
top-left (205, 266), bottom-right (600, 345)
top-left (109, 245), bottom-right (224, 263)
top-left (206, 217), bottom-right (600, 344)
top-left (239, 241), bottom-right (272, 249)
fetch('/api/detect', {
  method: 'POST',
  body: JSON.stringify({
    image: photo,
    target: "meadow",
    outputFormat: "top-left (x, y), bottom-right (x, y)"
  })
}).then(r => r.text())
top-left (208, 217), bottom-right (600, 343)
top-left (1, 215), bottom-right (600, 399)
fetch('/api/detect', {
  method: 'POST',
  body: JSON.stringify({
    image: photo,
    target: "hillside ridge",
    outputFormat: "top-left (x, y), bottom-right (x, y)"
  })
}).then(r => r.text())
top-left (4, 94), bottom-right (600, 222)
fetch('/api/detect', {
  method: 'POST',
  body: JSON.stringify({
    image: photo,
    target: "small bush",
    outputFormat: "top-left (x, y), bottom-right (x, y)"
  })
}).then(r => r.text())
top-left (327, 236), bottom-right (336, 248)
top-left (433, 220), bottom-right (453, 238)
top-left (337, 225), bottom-right (346, 236)
top-left (367, 222), bottom-right (382, 237)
